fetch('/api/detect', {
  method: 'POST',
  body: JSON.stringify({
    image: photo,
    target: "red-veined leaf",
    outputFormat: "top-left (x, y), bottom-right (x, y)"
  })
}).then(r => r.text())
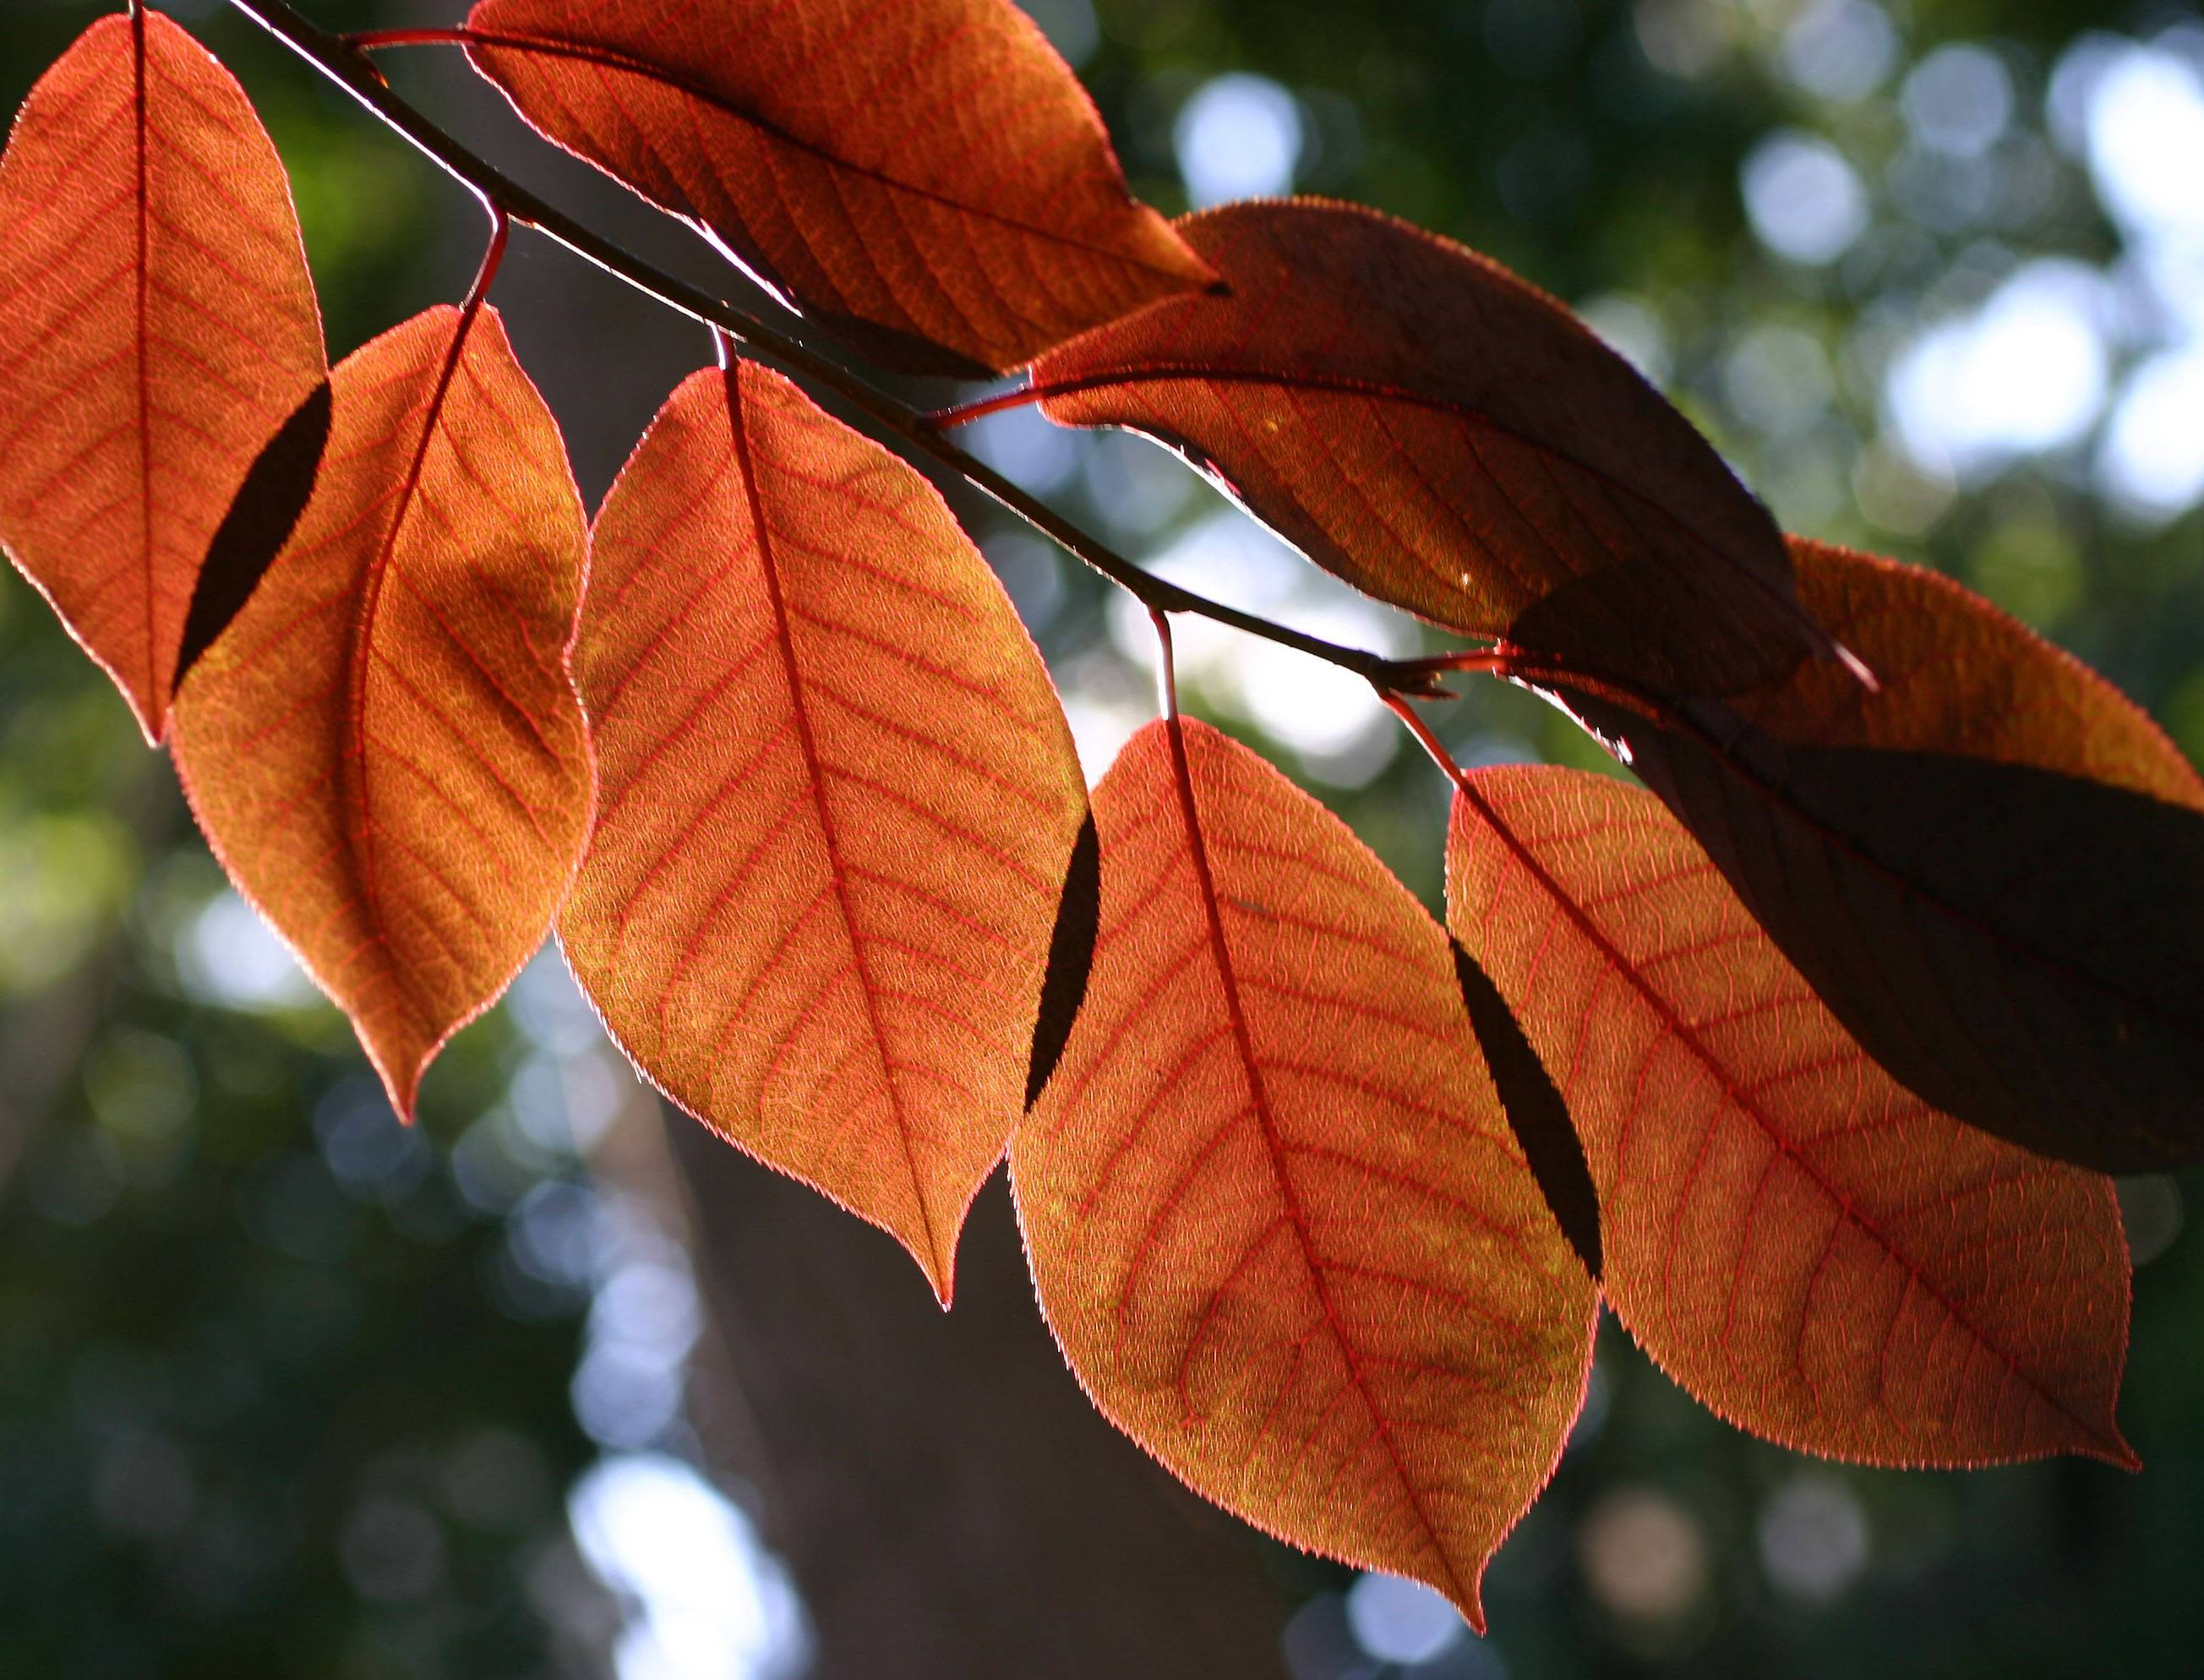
top-left (1027, 199), bottom-right (1830, 696)
top-left (1014, 717), bottom-right (1595, 1628)
top-left (1552, 540), bottom-right (2204, 1172)
top-left (1446, 764), bottom-right (2133, 1468)
top-left (460, 0), bottom-right (1214, 376)
top-left (171, 303), bottom-right (593, 1116)
top-left (560, 362), bottom-right (1087, 1303)
top-left (0, 8), bottom-right (325, 743)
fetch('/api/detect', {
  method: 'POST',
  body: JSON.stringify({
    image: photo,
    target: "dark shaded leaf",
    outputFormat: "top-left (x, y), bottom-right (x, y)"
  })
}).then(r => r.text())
top-left (1551, 541), bottom-right (2204, 1171)
top-left (1030, 199), bottom-right (1834, 697)
top-left (1447, 764), bottom-right (2134, 1467)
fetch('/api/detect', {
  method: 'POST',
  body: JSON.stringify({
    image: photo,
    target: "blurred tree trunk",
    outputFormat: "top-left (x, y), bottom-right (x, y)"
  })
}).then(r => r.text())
top-left (663, 1115), bottom-right (1292, 1680)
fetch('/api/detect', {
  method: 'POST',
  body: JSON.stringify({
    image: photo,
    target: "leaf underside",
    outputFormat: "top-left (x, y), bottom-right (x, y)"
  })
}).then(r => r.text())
top-left (561, 362), bottom-right (1087, 1302)
top-left (172, 304), bottom-right (595, 1118)
top-left (1558, 540), bottom-right (2204, 1172)
top-left (0, 6), bottom-right (2172, 1606)
top-left (1016, 717), bottom-right (1596, 1629)
top-left (1448, 765), bottom-right (2134, 1469)
top-left (462, 0), bottom-right (1214, 375)
top-left (1030, 199), bottom-right (1827, 699)
top-left (0, 9), bottom-right (326, 742)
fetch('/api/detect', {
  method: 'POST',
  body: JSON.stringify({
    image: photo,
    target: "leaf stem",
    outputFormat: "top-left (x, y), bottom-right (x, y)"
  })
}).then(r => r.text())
top-left (1382, 692), bottom-right (1482, 805)
top-left (462, 199), bottom-right (511, 312)
top-left (1149, 609), bottom-right (1181, 722)
top-left (213, 0), bottom-right (1450, 697)
top-left (928, 387), bottom-right (1050, 429)
top-left (343, 26), bottom-right (476, 51)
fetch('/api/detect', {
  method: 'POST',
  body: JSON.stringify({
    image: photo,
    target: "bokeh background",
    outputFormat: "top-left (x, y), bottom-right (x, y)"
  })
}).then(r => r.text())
top-left (3, 0), bottom-right (2202, 1674)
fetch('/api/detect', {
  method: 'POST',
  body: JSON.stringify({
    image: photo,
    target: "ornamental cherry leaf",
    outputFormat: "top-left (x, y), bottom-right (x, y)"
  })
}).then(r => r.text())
top-left (1026, 199), bottom-right (1833, 697)
top-left (0, 8), bottom-right (325, 743)
top-left (1014, 717), bottom-right (1595, 1629)
top-left (1447, 765), bottom-right (2134, 1469)
top-left (460, 0), bottom-right (1214, 377)
top-left (1553, 541), bottom-right (2204, 1172)
top-left (172, 303), bottom-right (594, 1118)
top-left (561, 362), bottom-right (1087, 1303)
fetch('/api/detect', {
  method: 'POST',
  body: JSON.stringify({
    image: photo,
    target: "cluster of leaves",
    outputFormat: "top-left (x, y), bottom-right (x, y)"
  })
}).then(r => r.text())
top-left (2, 0), bottom-right (2199, 1632)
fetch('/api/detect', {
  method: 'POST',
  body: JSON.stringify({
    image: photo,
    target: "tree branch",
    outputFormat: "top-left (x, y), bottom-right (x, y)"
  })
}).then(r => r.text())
top-left (214, 0), bottom-right (1453, 697)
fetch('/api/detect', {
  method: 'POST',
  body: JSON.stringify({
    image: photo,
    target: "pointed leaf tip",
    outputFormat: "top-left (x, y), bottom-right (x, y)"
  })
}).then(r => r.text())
top-left (1016, 718), bottom-right (1594, 1620)
top-left (172, 304), bottom-right (593, 1114)
top-left (0, 10), bottom-right (326, 741)
top-left (559, 362), bottom-right (1085, 1300)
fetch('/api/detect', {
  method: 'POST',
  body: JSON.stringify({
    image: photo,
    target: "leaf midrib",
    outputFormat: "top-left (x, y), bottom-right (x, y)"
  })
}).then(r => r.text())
top-left (1164, 717), bottom-right (1472, 1604)
top-left (130, 5), bottom-right (156, 726)
top-left (1027, 362), bottom-right (1825, 663)
top-left (467, 28), bottom-right (1197, 282)
top-left (344, 307), bottom-right (483, 991)
top-left (720, 363), bottom-right (945, 1291)
top-left (1458, 777), bottom-right (2119, 1456)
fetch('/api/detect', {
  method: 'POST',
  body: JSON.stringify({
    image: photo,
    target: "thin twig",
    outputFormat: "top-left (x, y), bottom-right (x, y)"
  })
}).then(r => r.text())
top-left (213, 0), bottom-right (1452, 697)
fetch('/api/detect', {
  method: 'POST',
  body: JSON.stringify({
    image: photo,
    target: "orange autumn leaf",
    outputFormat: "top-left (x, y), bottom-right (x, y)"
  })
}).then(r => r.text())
top-left (1447, 764), bottom-right (2134, 1468)
top-left (1027, 199), bottom-right (1830, 697)
top-left (1716, 541), bottom-right (2204, 798)
top-left (1553, 541), bottom-right (2204, 1172)
top-left (562, 361), bottom-right (1087, 1302)
top-left (459, 0), bottom-right (1214, 377)
top-left (1015, 717), bottom-right (1595, 1628)
top-left (172, 303), bottom-right (593, 1116)
top-left (0, 8), bottom-right (325, 743)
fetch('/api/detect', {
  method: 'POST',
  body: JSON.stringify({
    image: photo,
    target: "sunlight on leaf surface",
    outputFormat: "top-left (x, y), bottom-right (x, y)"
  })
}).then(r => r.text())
top-left (1016, 717), bottom-right (1595, 1628)
top-left (0, 11), bottom-right (325, 742)
top-left (562, 363), bottom-right (1086, 1301)
top-left (173, 304), bottom-right (593, 1118)
top-left (1448, 766), bottom-right (2134, 1468)
top-left (461, 0), bottom-right (1214, 375)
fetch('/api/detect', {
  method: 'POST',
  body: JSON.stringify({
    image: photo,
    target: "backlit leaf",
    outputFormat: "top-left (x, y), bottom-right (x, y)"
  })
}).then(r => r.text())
top-left (1447, 764), bottom-right (2134, 1468)
top-left (1554, 541), bottom-right (2204, 1172)
top-left (0, 9), bottom-right (325, 743)
top-left (1028, 199), bottom-right (1828, 696)
top-left (461, 0), bottom-right (1214, 376)
top-left (1015, 717), bottom-right (1595, 1628)
top-left (172, 304), bottom-right (593, 1116)
top-left (561, 362), bottom-right (1087, 1303)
